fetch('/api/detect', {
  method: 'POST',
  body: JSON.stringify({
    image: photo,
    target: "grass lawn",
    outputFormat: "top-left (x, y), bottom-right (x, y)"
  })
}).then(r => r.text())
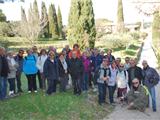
top-left (0, 74), bottom-right (113, 120)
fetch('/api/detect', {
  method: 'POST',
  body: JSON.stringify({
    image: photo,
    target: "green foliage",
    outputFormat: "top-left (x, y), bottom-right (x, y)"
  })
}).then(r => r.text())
top-left (33, 0), bottom-right (39, 23)
top-left (21, 6), bottom-right (27, 22)
top-left (57, 6), bottom-right (63, 39)
top-left (48, 4), bottom-right (59, 38)
top-left (116, 0), bottom-right (124, 32)
top-left (68, 0), bottom-right (96, 49)
top-left (0, 9), bottom-right (6, 22)
top-left (40, 1), bottom-right (49, 38)
top-left (130, 32), bottom-right (140, 40)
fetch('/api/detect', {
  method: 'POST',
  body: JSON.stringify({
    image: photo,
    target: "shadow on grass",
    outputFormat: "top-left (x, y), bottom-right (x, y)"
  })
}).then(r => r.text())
top-left (129, 44), bottom-right (139, 50)
top-left (103, 47), bottom-right (126, 52)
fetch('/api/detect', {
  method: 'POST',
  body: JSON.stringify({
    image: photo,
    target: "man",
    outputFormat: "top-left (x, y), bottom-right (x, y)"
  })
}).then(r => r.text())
top-left (127, 58), bottom-right (143, 88)
top-left (68, 51), bottom-right (84, 95)
top-left (14, 49), bottom-right (24, 93)
top-left (142, 60), bottom-right (159, 112)
top-left (105, 49), bottom-right (115, 64)
top-left (0, 47), bottom-right (9, 100)
top-left (96, 58), bottom-right (111, 105)
top-left (127, 78), bottom-right (149, 112)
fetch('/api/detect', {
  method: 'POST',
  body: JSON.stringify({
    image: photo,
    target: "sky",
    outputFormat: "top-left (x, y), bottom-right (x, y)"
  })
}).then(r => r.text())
top-left (0, 0), bottom-right (152, 25)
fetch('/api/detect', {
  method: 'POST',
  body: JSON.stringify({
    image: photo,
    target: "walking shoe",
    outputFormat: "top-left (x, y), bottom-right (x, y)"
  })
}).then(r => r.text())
top-left (34, 90), bottom-right (37, 93)
top-left (28, 91), bottom-right (31, 93)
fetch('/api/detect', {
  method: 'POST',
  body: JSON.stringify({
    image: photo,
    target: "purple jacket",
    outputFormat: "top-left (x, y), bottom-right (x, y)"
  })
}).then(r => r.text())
top-left (82, 56), bottom-right (91, 73)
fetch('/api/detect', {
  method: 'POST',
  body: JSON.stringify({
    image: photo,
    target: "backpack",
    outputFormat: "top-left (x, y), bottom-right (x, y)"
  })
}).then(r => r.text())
top-left (95, 66), bottom-right (111, 80)
top-left (117, 70), bottom-right (127, 79)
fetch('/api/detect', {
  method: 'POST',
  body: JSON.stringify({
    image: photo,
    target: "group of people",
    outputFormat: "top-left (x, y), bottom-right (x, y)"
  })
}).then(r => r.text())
top-left (0, 43), bottom-right (159, 112)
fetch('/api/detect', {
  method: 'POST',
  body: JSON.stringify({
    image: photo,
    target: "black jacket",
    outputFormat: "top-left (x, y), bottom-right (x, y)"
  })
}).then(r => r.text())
top-left (0, 56), bottom-right (9, 77)
top-left (68, 58), bottom-right (84, 79)
top-left (43, 57), bottom-right (59, 80)
top-left (128, 66), bottom-right (143, 87)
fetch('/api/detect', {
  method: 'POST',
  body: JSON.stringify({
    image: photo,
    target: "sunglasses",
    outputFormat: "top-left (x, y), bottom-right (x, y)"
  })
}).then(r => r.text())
top-left (132, 82), bottom-right (138, 85)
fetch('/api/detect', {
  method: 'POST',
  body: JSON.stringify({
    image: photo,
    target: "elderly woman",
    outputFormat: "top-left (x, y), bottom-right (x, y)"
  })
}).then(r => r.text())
top-left (7, 51), bottom-right (18, 96)
top-left (43, 50), bottom-right (59, 95)
top-left (23, 49), bottom-right (38, 93)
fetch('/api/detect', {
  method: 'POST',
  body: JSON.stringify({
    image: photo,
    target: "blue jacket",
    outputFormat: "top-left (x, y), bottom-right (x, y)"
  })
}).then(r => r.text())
top-left (90, 54), bottom-right (103, 72)
top-left (142, 66), bottom-right (159, 88)
top-left (43, 57), bottom-right (59, 80)
top-left (23, 55), bottom-right (38, 75)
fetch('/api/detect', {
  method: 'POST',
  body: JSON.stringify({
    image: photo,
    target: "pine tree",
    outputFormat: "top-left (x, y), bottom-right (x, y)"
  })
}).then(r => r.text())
top-left (48, 4), bottom-right (59, 38)
top-left (116, 0), bottom-right (124, 32)
top-left (41, 1), bottom-right (49, 38)
top-left (68, 0), bottom-right (96, 49)
top-left (57, 6), bottom-right (63, 38)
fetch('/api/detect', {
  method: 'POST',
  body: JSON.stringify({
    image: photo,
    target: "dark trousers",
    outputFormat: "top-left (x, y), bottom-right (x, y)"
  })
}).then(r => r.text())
top-left (108, 85), bottom-right (116, 103)
top-left (47, 78), bottom-right (57, 95)
top-left (0, 77), bottom-right (7, 100)
top-left (72, 77), bottom-right (81, 95)
top-left (82, 72), bottom-right (89, 91)
top-left (40, 73), bottom-right (46, 90)
top-left (59, 74), bottom-right (68, 92)
top-left (26, 74), bottom-right (37, 91)
top-left (16, 72), bottom-right (22, 92)
top-left (8, 78), bottom-right (16, 93)
top-left (37, 70), bottom-right (42, 89)
top-left (98, 83), bottom-right (107, 105)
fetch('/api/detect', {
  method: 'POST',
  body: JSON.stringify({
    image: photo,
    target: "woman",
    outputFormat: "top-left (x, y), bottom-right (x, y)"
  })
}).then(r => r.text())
top-left (82, 51), bottom-right (91, 92)
top-left (36, 49), bottom-right (48, 90)
top-left (108, 61), bottom-right (117, 104)
top-left (58, 52), bottom-right (69, 92)
top-left (7, 51), bottom-right (18, 96)
top-left (23, 49), bottom-right (38, 93)
top-left (43, 50), bottom-right (59, 95)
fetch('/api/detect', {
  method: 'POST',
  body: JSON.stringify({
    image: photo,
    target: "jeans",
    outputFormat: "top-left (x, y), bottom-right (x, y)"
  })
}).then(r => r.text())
top-left (26, 74), bottom-right (37, 91)
top-left (47, 78), bottom-right (57, 95)
top-left (37, 70), bottom-right (42, 89)
top-left (148, 86), bottom-right (156, 111)
top-left (0, 76), bottom-right (7, 100)
top-left (108, 85), bottom-right (116, 103)
top-left (82, 72), bottom-right (89, 91)
top-left (40, 73), bottom-right (46, 90)
top-left (8, 78), bottom-right (16, 93)
top-left (98, 83), bottom-right (107, 105)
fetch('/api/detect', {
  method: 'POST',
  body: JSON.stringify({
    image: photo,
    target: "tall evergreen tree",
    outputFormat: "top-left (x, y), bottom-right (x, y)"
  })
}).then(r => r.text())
top-left (48, 4), bottom-right (59, 38)
top-left (116, 0), bottom-right (124, 32)
top-left (21, 7), bottom-right (27, 22)
top-left (57, 6), bottom-right (63, 38)
top-left (0, 9), bottom-right (6, 22)
top-left (68, 0), bottom-right (96, 49)
top-left (152, 10), bottom-right (160, 48)
top-left (33, 0), bottom-right (39, 25)
top-left (41, 1), bottom-right (49, 38)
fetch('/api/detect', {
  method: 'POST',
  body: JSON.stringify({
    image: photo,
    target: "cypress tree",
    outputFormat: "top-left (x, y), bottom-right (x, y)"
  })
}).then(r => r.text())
top-left (41, 1), bottom-right (49, 38)
top-left (21, 6), bottom-right (27, 22)
top-left (48, 4), bottom-right (59, 38)
top-left (0, 9), bottom-right (6, 22)
top-left (116, 0), bottom-right (124, 32)
top-left (57, 6), bottom-right (63, 38)
top-left (33, 0), bottom-right (39, 25)
top-left (152, 10), bottom-right (160, 48)
top-left (68, 0), bottom-right (96, 49)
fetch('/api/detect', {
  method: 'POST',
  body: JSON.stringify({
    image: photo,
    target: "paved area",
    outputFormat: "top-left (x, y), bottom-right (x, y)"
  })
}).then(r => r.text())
top-left (104, 33), bottom-right (160, 120)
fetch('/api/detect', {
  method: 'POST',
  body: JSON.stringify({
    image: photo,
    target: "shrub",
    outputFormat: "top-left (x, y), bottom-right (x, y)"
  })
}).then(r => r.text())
top-left (130, 32), bottom-right (140, 40)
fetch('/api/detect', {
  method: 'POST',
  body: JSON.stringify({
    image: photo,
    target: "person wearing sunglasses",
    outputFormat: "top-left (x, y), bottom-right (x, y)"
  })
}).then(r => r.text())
top-left (127, 78), bottom-right (149, 112)
top-left (142, 60), bottom-right (159, 112)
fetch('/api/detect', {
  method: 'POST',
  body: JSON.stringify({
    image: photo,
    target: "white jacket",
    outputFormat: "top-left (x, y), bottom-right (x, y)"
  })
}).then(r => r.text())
top-left (117, 70), bottom-right (128, 88)
top-left (36, 55), bottom-right (48, 73)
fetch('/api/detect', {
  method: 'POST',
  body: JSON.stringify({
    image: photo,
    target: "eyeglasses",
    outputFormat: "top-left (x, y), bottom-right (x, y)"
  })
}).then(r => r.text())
top-left (132, 82), bottom-right (138, 85)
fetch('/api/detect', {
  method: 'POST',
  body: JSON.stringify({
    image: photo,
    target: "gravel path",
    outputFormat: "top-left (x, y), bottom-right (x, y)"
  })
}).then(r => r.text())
top-left (103, 33), bottom-right (160, 120)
